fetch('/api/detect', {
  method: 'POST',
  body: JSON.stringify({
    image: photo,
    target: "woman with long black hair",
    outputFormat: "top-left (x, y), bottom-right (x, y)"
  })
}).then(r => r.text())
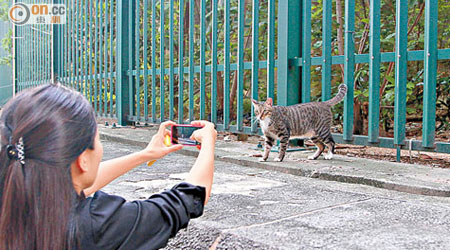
top-left (0, 83), bottom-right (216, 250)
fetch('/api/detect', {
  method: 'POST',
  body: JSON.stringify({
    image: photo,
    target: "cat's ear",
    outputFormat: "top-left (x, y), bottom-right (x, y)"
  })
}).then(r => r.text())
top-left (251, 99), bottom-right (258, 106)
top-left (265, 98), bottom-right (273, 107)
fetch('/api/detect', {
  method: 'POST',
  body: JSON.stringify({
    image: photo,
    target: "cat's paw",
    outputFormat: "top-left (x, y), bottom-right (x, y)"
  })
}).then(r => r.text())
top-left (324, 154), bottom-right (333, 160)
top-left (308, 155), bottom-right (318, 160)
top-left (274, 157), bottom-right (282, 162)
top-left (259, 158), bottom-right (267, 162)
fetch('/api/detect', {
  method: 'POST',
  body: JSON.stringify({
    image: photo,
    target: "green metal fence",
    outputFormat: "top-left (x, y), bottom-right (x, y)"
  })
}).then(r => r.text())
top-left (14, 0), bottom-right (450, 155)
top-left (14, 0), bottom-right (53, 91)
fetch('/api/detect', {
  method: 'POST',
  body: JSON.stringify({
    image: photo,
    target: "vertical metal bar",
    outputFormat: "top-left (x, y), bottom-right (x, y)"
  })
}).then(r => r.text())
top-left (135, 0), bottom-right (141, 121)
top-left (151, 0), bottom-right (157, 122)
top-left (33, 22), bottom-right (36, 86)
top-left (169, 0), bottom-right (175, 120)
top-left (58, 5), bottom-right (62, 82)
top-left (178, 0), bottom-right (185, 123)
top-left (128, 0), bottom-right (136, 117)
top-left (26, 22), bottom-right (29, 88)
top-left (79, 0), bottom-right (83, 90)
top-left (110, 1), bottom-right (114, 116)
top-left (42, 20), bottom-right (45, 83)
top-left (44, 18), bottom-right (47, 82)
top-left (15, 25), bottom-right (18, 90)
top-left (224, 0), bottom-right (230, 129)
top-left (104, 0), bottom-right (109, 115)
top-left (199, 0), bottom-right (206, 120)
top-left (143, 0), bottom-right (149, 121)
top-left (37, 20), bottom-right (40, 85)
top-left (64, 0), bottom-right (68, 83)
top-left (394, 0), bottom-right (408, 148)
top-left (188, 0), bottom-right (194, 121)
top-left (116, 0), bottom-right (131, 126)
top-left (94, 0), bottom-right (100, 112)
top-left (369, 0), bottom-right (381, 143)
top-left (33, 1), bottom-right (36, 86)
top-left (422, 0), bottom-right (438, 148)
top-left (30, 25), bottom-right (36, 88)
top-left (15, 25), bottom-right (19, 92)
top-left (23, 25), bottom-right (25, 88)
top-left (39, 2), bottom-right (42, 85)
top-left (322, 0), bottom-right (332, 101)
top-left (302, 0), bottom-right (311, 103)
top-left (48, 10), bottom-right (51, 81)
top-left (24, 23), bottom-right (27, 88)
top-left (22, 25), bottom-right (24, 88)
top-left (251, 0), bottom-right (260, 133)
top-left (61, 0), bottom-right (65, 84)
top-left (99, 1), bottom-right (104, 115)
top-left (35, 20), bottom-right (38, 86)
top-left (267, 0), bottom-right (275, 100)
top-left (343, 0), bottom-right (355, 141)
top-left (41, 8), bottom-right (45, 84)
top-left (15, 25), bottom-right (19, 89)
top-left (78, 0), bottom-right (83, 93)
top-left (277, 0), bottom-right (301, 108)
top-left (89, 0), bottom-right (94, 106)
top-left (71, 0), bottom-right (75, 87)
top-left (40, 19), bottom-right (43, 85)
top-left (49, 19), bottom-right (52, 82)
top-left (31, 23), bottom-right (34, 86)
top-left (237, 0), bottom-right (245, 131)
top-left (26, 21), bottom-right (29, 88)
top-left (19, 24), bottom-right (22, 89)
top-left (84, 0), bottom-right (89, 98)
top-left (160, 0), bottom-right (166, 121)
top-left (16, 24), bottom-right (18, 91)
top-left (75, 0), bottom-right (79, 91)
top-left (45, 20), bottom-right (48, 81)
top-left (57, 4), bottom-right (61, 81)
top-left (211, 0), bottom-right (218, 124)
top-left (97, 0), bottom-right (102, 111)
top-left (99, 0), bottom-right (105, 114)
top-left (49, 19), bottom-right (52, 81)
top-left (37, 23), bottom-right (40, 86)
top-left (45, 16), bottom-right (48, 82)
top-left (22, 24), bottom-right (25, 88)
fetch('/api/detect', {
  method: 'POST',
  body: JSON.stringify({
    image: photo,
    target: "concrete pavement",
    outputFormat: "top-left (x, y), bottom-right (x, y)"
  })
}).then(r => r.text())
top-left (98, 124), bottom-right (450, 249)
top-left (99, 124), bottom-right (450, 197)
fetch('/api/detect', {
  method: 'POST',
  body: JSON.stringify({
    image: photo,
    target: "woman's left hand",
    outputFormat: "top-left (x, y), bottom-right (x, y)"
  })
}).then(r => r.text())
top-left (143, 121), bottom-right (183, 160)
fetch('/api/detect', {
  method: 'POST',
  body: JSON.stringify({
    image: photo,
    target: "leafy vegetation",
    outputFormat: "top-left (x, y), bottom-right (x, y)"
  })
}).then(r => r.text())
top-left (0, 0), bottom-right (12, 66)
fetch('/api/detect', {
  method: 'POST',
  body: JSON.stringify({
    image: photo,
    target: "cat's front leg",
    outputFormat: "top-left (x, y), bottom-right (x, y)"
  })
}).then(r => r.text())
top-left (275, 134), bottom-right (289, 162)
top-left (260, 136), bottom-right (275, 162)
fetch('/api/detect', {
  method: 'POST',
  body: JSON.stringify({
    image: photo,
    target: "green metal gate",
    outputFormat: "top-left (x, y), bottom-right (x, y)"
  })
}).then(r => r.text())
top-left (13, 0), bottom-right (450, 155)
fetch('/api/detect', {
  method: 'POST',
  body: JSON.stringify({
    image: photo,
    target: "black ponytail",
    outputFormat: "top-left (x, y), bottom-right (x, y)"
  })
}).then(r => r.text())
top-left (0, 83), bottom-right (97, 250)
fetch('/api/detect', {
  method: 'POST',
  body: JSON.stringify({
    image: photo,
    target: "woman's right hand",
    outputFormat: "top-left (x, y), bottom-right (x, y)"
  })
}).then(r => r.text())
top-left (190, 121), bottom-right (217, 144)
top-left (186, 120), bottom-right (216, 205)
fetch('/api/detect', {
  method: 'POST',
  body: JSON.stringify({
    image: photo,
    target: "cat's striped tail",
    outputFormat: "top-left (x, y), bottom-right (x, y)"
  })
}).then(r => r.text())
top-left (325, 84), bottom-right (348, 106)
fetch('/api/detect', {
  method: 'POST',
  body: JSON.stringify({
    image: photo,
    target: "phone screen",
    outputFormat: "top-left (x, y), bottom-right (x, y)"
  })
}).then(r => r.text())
top-left (171, 126), bottom-right (201, 146)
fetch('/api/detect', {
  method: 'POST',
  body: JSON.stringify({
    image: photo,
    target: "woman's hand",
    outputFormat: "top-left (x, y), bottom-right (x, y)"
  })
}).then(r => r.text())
top-left (190, 120), bottom-right (217, 144)
top-left (143, 121), bottom-right (183, 160)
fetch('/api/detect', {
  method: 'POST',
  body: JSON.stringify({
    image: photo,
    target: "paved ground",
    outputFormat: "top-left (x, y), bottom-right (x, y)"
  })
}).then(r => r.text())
top-left (99, 125), bottom-right (450, 250)
top-left (99, 125), bottom-right (450, 197)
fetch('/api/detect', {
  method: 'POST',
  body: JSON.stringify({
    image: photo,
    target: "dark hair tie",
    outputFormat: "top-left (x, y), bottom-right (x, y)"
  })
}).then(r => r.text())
top-left (6, 137), bottom-right (25, 165)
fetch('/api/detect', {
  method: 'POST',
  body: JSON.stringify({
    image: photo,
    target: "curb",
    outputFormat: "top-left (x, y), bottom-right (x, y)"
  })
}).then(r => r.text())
top-left (100, 133), bottom-right (450, 198)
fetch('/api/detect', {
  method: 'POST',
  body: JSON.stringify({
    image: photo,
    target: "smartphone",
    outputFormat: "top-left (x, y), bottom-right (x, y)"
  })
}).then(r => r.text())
top-left (171, 124), bottom-right (202, 146)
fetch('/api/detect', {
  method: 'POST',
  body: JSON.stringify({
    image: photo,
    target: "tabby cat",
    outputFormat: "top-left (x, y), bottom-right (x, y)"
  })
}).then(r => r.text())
top-left (252, 84), bottom-right (347, 161)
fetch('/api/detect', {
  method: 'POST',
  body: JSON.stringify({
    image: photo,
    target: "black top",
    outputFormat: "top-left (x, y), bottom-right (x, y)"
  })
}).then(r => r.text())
top-left (74, 182), bottom-right (206, 250)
